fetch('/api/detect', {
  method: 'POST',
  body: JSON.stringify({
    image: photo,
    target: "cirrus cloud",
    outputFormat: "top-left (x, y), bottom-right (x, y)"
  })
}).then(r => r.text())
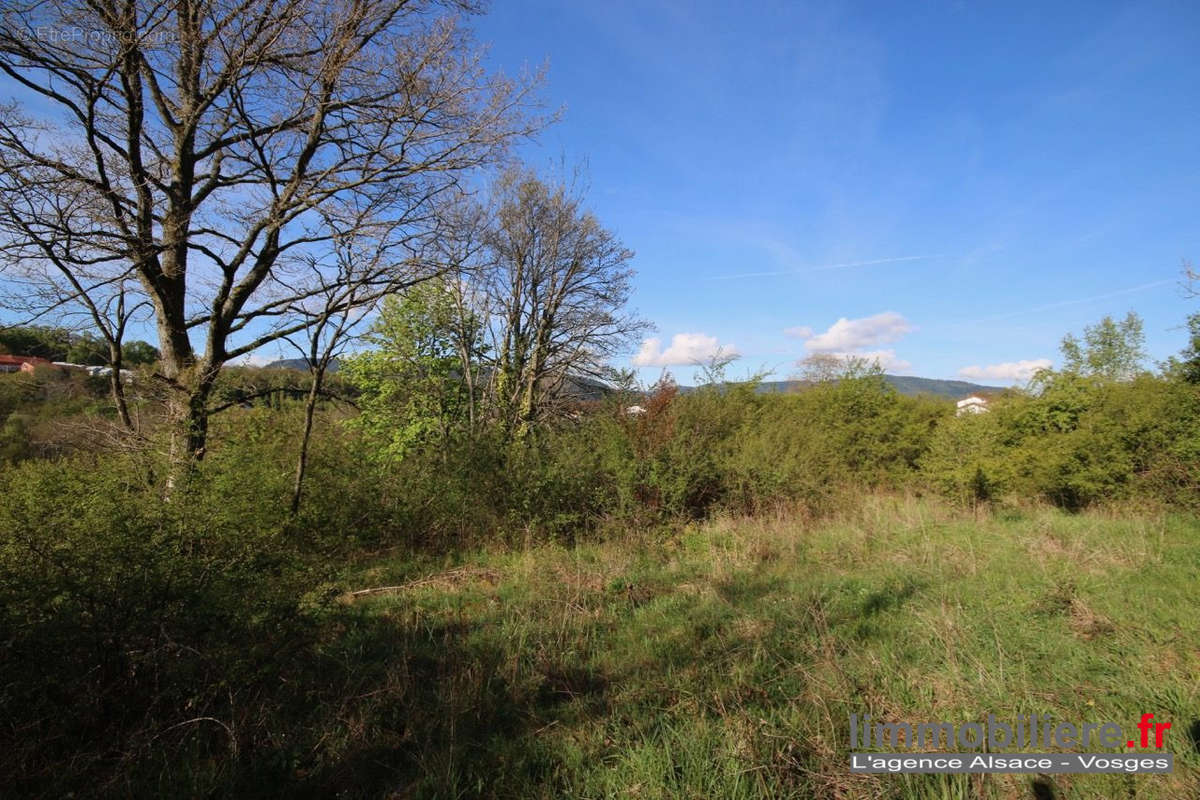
top-left (958, 359), bottom-right (1052, 382)
top-left (633, 332), bottom-right (740, 367)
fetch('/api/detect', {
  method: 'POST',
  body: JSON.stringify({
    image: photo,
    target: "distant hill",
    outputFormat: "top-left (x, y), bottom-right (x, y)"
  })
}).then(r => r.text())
top-left (258, 359), bottom-right (1000, 400)
top-left (682, 375), bottom-right (1002, 400)
top-left (263, 358), bottom-right (340, 372)
top-left (880, 375), bottom-right (1002, 398)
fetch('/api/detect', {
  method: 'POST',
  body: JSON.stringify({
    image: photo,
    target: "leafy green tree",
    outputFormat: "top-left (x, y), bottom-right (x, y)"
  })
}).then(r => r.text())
top-left (343, 281), bottom-right (485, 461)
top-left (0, 325), bottom-right (71, 360)
top-left (1174, 313), bottom-right (1200, 384)
top-left (64, 333), bottom-right (108, 366)
top-left (1059, 311), bottom-right (1146, 380)
top-left (121, 340), bottom-right (159, 366)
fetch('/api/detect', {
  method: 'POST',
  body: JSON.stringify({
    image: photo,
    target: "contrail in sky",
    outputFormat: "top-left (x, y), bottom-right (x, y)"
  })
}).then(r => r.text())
top-left (977, 278), bottom-right (1177, 322)
top-left (706, 254), bottom-right (943, 280)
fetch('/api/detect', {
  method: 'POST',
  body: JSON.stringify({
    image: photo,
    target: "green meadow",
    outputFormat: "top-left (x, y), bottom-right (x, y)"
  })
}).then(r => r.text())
top-left (299, 498), bottom-right (1199, 799)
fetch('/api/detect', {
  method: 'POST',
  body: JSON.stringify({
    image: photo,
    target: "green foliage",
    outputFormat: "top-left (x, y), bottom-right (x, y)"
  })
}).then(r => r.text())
top-left (209, 365), bottom-right (341, 412)
top-left (0, 454), bottom-right (321, 795)
top-left (922, 373), bottom-right (1200, 510)
top-left (0, 369), bottom-right (115, 464)
top-left (0, 324), bottom-right (74, 359)
top-left (729, 372), bottom-right (944, 514)
top-left (0, 325), bottom-right (156, 367)
top-left (122, 339), bottom-right (160, 365)
top-left (1169, 312), bottom-right (1200, 383)
top-left (1, 305), bottom-right (1198, 797)
top-left (343, 282), bottom-right (484, 461)
top-left (1058, 311), bottom-right (1147, 380)
top-left (920, 402), bottom-right (1012, 504)
top-left (916, 312), bottom-right (1197, 511)
top-left (64, 331), bottom-right (109, 365)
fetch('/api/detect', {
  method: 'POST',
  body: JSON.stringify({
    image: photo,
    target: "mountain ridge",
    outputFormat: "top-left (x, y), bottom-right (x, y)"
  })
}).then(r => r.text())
top-left (261, 359), bottom-right (1002, 400)
top-left (675, 375), bottom-right (1002, 399)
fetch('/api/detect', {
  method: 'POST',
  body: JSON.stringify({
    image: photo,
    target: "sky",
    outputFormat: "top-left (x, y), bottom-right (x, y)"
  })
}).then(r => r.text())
top-left (470, 0), bottom-right (1200, 385)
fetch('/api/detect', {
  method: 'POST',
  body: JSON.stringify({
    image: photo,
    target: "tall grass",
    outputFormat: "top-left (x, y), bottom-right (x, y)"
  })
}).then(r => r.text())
top-left (292, 498), bottom-right (1198, 799)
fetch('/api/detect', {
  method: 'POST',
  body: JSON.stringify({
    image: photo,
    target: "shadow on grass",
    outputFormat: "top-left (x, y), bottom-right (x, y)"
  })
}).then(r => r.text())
top-left (861, 578), bottom-right (924, 616)
top-left (237, 612), bottom-right (590, 799)
top-left (3, 606), bottom-right (594, 800)
top-left (1031, 776), bottom-right (1058, 799)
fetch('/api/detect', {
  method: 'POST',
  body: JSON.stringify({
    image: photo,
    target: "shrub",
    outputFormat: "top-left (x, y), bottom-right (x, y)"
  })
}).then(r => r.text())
top-left (0, 443), bottom-right (338, 795)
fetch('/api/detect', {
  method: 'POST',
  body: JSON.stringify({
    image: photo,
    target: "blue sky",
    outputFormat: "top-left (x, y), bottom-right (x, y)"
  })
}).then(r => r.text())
top-left (472, 0), bottom-right (1200, 385)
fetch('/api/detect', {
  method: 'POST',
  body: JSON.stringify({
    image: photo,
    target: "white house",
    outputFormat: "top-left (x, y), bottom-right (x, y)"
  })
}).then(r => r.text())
top-left (53, 362), bottom-right (135, 383)
top-left (955, 395), bottom-right (989, 416)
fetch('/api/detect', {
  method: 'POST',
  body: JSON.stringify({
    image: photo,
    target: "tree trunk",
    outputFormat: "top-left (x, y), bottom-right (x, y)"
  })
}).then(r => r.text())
top-left (290, 367), bottom-right (325, 515)
top-left (107, 343), bottom-right (133, 431)
top-left (162, 361), bottom-right (220, 492)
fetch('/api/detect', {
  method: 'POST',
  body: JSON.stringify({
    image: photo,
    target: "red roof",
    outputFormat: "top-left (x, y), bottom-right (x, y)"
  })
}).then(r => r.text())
top-left (0, 354), bottom-right (52, 366)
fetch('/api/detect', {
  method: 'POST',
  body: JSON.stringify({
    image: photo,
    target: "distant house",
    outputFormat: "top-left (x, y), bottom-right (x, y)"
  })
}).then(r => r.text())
top-left (88, 365), bottom-right (135, 384)
top-left (51, 362), bottom-right (134, 383)
top-left (0, 354), bottom-right (52, 373)
top-left (955, 395), bottom-right (989, 416)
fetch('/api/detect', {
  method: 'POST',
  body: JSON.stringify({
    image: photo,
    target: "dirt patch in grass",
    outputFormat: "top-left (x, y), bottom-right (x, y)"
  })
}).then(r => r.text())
top-left (340, 565), bottom-right (502, 601)
top-left (1066, 598), bottom-right (1115, 640)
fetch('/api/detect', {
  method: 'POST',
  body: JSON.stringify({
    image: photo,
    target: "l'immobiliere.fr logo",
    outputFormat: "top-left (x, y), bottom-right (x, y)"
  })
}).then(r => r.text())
top-left (849, 713), bottom-right (1174, 774)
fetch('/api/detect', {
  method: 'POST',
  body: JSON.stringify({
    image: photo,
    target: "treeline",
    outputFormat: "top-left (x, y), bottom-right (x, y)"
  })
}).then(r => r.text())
top-left (330, 308), bottom-right (1200, 544)
top-left (357, 362), bottom-right (1199, 549)
top-left (0, 325), bottom-right (158, 366)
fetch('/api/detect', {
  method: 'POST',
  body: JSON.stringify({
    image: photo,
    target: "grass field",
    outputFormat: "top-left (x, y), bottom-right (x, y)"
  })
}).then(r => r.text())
top-left (280, 496), bottom-right (1199, 799)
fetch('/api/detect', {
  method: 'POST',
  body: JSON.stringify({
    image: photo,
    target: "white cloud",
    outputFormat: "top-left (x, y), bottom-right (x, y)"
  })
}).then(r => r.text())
top-left (814, 349), bottom-right (912, 372)
top-left (783, 325), bottom-right (813, 338)
top-left (633, 333), bottom-right (740, 367)
top-left (958, 359), bottom-right (1052, 382)
top-left (804, 311), bottom-right (914, 353)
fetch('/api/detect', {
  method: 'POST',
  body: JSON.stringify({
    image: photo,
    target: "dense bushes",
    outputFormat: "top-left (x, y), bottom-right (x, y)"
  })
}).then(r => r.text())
top-left (301, 366), bottom-right (1200, 540)
top-left (501, 367), bottom-right (1200, 527)
top-left (0, 456), bottom-right (320, 794)
top-left (0, 368), bottom-right (122, 463)
top-left (0, 408), bottom-right (419, 795)
top-left (921, 373), bottom-right (1200, 510)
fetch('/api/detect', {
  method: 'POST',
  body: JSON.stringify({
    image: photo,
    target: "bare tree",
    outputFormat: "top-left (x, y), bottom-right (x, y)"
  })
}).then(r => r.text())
top-left (0, 0), bottom-right (542, 465)
top-left (280, 226), bottom-right (420, 514)
top-left (796, 353), bottom-right (853, 384)
top-left (426, 191), bottom-right (490, 436)
top-left (477, 167), bottom-right (649, 439)
top-left (795, 353), bottom-right (885, 386)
